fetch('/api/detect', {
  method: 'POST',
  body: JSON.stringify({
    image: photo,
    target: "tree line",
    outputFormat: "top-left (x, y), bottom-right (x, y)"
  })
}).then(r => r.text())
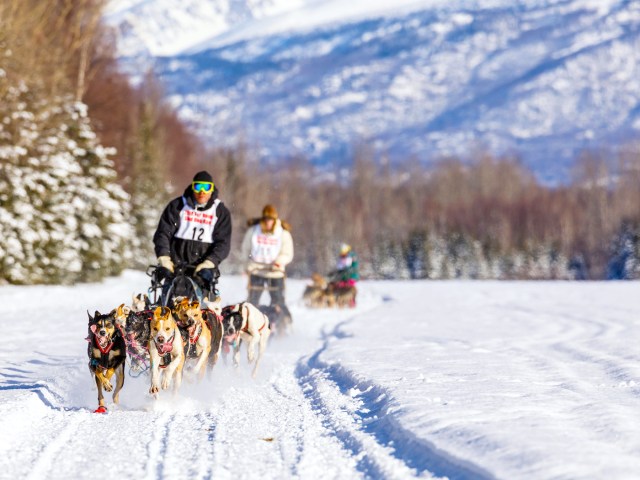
top-left (204, 145), bottom-right (640, 280)
top-left (1, 0), bottom-right (638, 284)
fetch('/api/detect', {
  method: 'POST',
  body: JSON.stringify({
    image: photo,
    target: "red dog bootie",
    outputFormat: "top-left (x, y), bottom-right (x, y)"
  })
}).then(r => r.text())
top-left (94, 406), bottom-right (108, 414)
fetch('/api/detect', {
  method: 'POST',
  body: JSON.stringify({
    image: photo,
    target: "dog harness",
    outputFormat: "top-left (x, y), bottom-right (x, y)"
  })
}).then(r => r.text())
top-left (185, 323), bottom-right (202, 358)
top-left (90, 329), bottom-right (124, 371)
top-left (241, 304), bottom-right (268, 334)
top-left (94, 334), bottom-right (114, 355)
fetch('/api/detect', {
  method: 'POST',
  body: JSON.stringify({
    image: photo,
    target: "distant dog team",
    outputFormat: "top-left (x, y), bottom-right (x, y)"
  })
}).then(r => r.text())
top-left (303, 273), bottom-right (357, 308)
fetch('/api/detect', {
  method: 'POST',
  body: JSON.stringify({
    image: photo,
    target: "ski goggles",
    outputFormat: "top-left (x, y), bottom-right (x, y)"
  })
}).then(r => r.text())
top-left (192, 181), bottom-right (214, 193)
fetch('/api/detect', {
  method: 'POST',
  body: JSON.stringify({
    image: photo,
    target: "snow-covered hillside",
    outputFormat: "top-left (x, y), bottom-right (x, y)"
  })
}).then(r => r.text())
top-left (1, 271), bottom-right (639, 478)
top-left (106, 0), bottom-right (640, 181)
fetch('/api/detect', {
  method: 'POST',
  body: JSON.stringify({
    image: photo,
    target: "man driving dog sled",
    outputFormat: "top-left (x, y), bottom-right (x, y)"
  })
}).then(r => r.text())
top-left (153, 170), bottom-right (232, 299)
top-left (241, 204), bottom-right (293, 308)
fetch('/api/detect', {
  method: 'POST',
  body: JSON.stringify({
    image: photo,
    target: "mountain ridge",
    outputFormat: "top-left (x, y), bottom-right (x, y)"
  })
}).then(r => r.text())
top-left (106, 0), bottom-right (640, 182)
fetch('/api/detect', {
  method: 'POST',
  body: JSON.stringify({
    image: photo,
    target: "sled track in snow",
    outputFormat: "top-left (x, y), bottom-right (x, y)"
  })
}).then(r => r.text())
top-left (296, 321), bottom-right (495, 480)
top-left (26, 416), bottom-right (83, 480)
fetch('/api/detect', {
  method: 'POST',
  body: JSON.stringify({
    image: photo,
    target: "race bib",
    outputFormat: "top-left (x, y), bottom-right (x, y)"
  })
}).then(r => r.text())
top-left (337, 255), bottom-right (353, 270)
top-left (174, 198), bottom-right (220, 243)
top-left (250, 225), bottom-right (283, 264)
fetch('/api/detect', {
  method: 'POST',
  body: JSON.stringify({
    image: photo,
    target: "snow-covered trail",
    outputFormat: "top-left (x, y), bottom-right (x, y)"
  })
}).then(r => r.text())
top-left (0, 272), bottom-right (447, 479)
top-left (1, 273), bottom-right (639, 479)
top-left (320, 281), bottom-right (640, 479)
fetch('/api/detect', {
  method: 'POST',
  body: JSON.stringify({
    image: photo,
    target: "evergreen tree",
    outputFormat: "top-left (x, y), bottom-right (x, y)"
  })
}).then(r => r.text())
top-left (0, 72), bottom-right (132, 284)
top-left (607, 222), bottom-right (640, 280)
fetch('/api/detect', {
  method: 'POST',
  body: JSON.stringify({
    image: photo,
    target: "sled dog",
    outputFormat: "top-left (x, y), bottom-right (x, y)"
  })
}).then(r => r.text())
top-left (113, 304), bottom-right (151, 373)
top-left (330, 282), bottom-right (357, 308)
top-left (257, 304), bottom-right (292, 336)
top-left (149, 306), bottom-right (185, 395)
top-left (221, 302), bottom-right (271, 378)
top-left (87, 310), bottom-right (127, 412)
top-left (302, 273), bottom-right (328, 308)
top-left (177, 300), bottom-right (222, 381)
top-left (131, 293), bottom-right (151, 312)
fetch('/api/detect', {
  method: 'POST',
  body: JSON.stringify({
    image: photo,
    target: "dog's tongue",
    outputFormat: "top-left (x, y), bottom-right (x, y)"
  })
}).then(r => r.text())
top-left (157, 342), bottom-right (173, 354)
top-left (224, 334), bottom-right (237, 344)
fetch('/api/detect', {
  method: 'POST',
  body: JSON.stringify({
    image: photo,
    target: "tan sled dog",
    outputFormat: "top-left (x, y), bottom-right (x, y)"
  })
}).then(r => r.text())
top-left (149, 306), bottom-right (185, 395)
top-left (180, 301), bottom-right (214, 381)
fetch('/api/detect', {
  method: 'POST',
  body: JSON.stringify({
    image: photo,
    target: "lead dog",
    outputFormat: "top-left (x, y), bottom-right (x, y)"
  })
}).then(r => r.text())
top-left (87, 310), bottom-right (127, 413)
top-left (221, 302), bottom-right (271, 378)
top-left (149, 306), bottom-right (185, 395)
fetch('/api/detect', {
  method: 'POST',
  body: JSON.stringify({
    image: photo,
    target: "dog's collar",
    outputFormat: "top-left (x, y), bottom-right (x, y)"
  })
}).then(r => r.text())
top-left (94, 334), bottom-right (114, 355)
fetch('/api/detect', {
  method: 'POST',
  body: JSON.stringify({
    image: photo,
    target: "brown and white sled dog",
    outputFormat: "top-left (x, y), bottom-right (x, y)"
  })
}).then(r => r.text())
top-left (178, 300), bottom-right (223, 381)
top-left (149, 306), bottom-right (184, 396)
top-left (87, 310), bottom-right (127, 412)
top-left (221, 302), bottom-right (271, 378)
top-left (201, 297), bottom-right (224, 372)
top-left (131, 293), bottom-right (151, 312)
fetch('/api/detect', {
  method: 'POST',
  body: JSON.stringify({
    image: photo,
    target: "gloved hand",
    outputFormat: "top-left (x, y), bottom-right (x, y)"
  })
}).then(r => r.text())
top-left (272, 262), bottom-right (284, 272)
top-left (195, 259), bottom-right (215, 273)
top-left (158, 256), bottom-right (174, 273)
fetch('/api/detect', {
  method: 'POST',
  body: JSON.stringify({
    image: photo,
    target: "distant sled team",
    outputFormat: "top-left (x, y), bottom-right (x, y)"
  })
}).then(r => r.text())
top-left (303, 243), bottom-right (359, 308)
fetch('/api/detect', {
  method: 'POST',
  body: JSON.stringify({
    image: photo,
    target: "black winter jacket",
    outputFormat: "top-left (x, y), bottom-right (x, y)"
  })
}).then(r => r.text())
top-left (153, 186), bottom-right (232, 267)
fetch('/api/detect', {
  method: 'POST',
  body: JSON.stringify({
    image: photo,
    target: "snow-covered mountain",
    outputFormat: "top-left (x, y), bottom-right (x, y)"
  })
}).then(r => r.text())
top-left (106, 0), bottom-right (640, 181)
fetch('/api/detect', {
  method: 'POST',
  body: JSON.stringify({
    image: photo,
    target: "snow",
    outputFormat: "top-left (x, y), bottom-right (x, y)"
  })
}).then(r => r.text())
top-left (1, 270), bottom-right (639, 478)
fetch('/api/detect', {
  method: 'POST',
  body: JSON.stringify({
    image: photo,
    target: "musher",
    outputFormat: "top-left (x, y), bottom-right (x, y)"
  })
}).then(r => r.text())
top-left (241, 204), bottom-right (293, 307)
top-left (153, 170), bottom-right (232, 299)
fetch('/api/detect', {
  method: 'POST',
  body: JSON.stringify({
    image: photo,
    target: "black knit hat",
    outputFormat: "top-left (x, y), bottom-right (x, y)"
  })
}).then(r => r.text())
top-left (193, 170), bottom-right (213, 183)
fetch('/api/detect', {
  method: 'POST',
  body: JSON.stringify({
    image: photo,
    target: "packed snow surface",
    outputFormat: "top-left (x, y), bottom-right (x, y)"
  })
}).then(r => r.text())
top-left (0, 271), bottom-right (639, 478)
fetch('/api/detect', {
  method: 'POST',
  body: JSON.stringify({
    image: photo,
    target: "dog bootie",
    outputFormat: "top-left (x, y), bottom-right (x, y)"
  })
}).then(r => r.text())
top-left (94, 406), bottom-right (108, 414)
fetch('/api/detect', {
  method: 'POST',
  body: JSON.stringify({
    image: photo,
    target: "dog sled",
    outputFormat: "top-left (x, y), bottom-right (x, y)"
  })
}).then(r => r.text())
top-left (302, 273), bottom-right (357, 308)
top-left (147, 262), bottom-right (219, 307)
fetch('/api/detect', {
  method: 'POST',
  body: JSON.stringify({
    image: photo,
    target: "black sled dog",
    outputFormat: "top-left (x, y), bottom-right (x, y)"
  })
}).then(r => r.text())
top-left (87, 310), bottom-right (127, 413)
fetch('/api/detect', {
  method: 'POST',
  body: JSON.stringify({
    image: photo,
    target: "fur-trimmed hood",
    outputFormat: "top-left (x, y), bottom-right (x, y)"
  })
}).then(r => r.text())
top-left (246, 217), bottom-right (291, 232)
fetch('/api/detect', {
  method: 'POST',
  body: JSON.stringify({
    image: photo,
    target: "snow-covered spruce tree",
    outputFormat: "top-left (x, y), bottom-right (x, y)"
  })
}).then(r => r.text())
top-left (424, 234), bottom-right (449, 279)
top-left (0, 72), bottom-right (132, 284)
top-left (607, 221), bottom-right (640, 280)
top-left (405, 231), bottom-right (429, 279)
top-left (65, 101), bottom-right (133, 281)
top-left (372, 237), bottom-right (410, 279)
